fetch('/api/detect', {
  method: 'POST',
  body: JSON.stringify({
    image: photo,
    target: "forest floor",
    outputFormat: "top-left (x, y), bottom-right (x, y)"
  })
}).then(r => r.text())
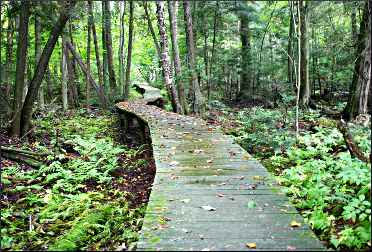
top-left (205, 100), bottom-right (371, 250)
top-left (0, 108), bottom-right (156, 250)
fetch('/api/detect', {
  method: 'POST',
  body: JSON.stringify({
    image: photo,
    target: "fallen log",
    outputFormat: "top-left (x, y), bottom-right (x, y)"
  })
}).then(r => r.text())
top-left (0, 146), bottom-right (51, 167)
top-left (336, 120), bottom-right (370, 164)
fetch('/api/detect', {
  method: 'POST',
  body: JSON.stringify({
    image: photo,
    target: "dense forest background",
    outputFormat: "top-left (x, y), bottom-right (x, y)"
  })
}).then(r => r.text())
top-left (0, 0), bottom-right (371, 250)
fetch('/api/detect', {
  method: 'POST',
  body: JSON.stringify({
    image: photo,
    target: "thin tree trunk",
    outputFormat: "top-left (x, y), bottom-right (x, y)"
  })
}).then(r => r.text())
top-left (88, 0), bottom-right (104, 93)
top-left (10, 0), bottom-right (30, 137)
top-left (61, 34), bottom-right (69, 111)
top-left (299, 0), bottom-right (310, 106)
top-left (4, 5), bottom-right (14, 99)
top-left (144, 1), bottom-right (161, 58)
top-left (237, 1), bottom-right (252, 100)
top-left (155, 1), bottom-right (182, 113)
top-left (20, 1), bottom-right (76, 137)
top-left (208, 0), bottom-right (219, 101)
top-left (67, 25), bottom-right (79, 108)
top-left (183, 0), bottom-right (204, 115)
top-left (86, 7), bottom-right (91, 109)
top-left (103, 0), bottom-right (117, 95)
top-left (118, 1), bottom-right (126, 95)
top-left (124, 0), bottom-right (134, 100)
top-left (288, 9), bottom-right (293, 84)
top-left (35, 3), bottom-right (45, 109)
top-left (102, 1), bottom-right (109, 91)
top-left (65, 40), bottom-right (108, 108)
top-left (168, 0), bottom-right (188, 114)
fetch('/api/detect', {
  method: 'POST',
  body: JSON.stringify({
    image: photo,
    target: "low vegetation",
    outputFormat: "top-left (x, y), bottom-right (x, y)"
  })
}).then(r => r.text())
top-left (210, 102), bottom-right (371, 250)
top-left (1, 109), bottom-right (154, 250)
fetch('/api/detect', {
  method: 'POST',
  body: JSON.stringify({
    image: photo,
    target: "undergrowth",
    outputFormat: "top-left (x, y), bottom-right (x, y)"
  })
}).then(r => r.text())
top-left (1, 110), bottom-right (148, 250)
top-left (218, 106), bottom-right (371, 250)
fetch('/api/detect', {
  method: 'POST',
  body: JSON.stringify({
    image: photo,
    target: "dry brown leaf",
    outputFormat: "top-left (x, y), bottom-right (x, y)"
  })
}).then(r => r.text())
top-left (246, 242), bottom-right (256, 248)
top-left (290, 220), bottom-right (302, 227)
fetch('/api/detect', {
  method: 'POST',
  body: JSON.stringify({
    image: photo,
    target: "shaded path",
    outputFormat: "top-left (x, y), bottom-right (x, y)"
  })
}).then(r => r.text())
top-left (116, 101), bottom-right (325, 251)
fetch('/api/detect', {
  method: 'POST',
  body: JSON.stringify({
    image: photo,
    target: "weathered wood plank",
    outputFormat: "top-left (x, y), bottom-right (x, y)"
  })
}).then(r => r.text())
top-left (115, 101), bottom-right (325, 251)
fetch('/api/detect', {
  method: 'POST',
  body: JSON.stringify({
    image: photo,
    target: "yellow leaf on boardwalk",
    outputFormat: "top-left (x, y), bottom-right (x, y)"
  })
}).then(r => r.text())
top-left (246, 242), bottom-right (256, 248)
top-left (290, 220), bottom-right (302, 227)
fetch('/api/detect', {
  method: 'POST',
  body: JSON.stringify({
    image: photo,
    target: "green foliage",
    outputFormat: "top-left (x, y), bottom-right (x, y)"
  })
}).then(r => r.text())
top-left (1, 112), bottom-right (147, 250)
top-left (229, 107), bottom-right (371, 249)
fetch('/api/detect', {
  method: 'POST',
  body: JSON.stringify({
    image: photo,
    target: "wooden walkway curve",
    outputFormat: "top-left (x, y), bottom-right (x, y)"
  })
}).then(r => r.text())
top-left (116, 101), bottom-right (325, 251)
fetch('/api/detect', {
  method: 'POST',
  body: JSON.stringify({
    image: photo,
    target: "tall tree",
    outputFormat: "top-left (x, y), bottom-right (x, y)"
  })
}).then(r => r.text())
top-left (86, 5), bottom-right (91, 109)
top-left (155, 1), bottom-right (182, 113)
top-left (299, 0), bottom-right (310, 106)
top-left (237, 1), bottom-right (252, 100)
top-left (288, 8), bottom-right (294, 84)
top-left (123, 0), bottom-right (134, 100)
top-left (144, 2), bottom-right (161, 59)
top-left (183, 0), bottom-right (204, 115)
top-left (10, 0), bottom-right (30, 137)
top-left (343, 1), bottom-right (371, 120)
top-left (20, 0), bottom-right (76, 137)
top-left (208, 0), bottom-right (219, 101)
top-left (4, 2), bottom-right (15, 99)
top-left (168, 0), bottom-right (187, 114)
top-left (61, 32), bottom-right (69, 111)
top-left (88, 0), bottom-right (104, 92)
top-left (118, 1), bottom-right (126, 95)
top-left (35, 2), bottom-right (45, 109)
top-left (103, 0), bottom-right (117, 95)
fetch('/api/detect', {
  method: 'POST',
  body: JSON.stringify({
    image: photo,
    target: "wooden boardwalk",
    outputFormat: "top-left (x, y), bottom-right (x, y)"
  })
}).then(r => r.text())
top-left (116, 101), bottom-right (325, 251)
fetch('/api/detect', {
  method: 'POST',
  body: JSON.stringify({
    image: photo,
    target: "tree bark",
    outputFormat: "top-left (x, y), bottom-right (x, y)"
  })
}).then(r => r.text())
top-left (124, 0), bottom-right (134, 100)
top-left (88, 0), bottom-right (104, 92)
top-left (208, 0), bottom-right (219, 102)
top-left (86, 6), bottom-right (91, 109)
top-left (168, 0), bottom-right (188, 114)
top-left (102, 1), bottom-right (109, 91)
top-left (299, 0), bottom-right (310, 106)
top-left (35, 3), bottom-right (45, 109)
top-left (237, 1), bottom-right (252, 100)
top-left (118, 1), bottom-right (126, 95)
top-left (343, 1), bottom-right (371, 121)
top-left (144, 1), bottom-right (161, 59)
top-left (20, 0), bottom-right (76, 137)
top-left (10, 0), bottom-right (30, 137)
top-left (65, 40), bottom-right (108, 108)
top-left (4, 4), bottom-right (14, 100)
top-left (155, 1), bottom-right (182, 113)
top-left (61, 33), bottom-right (69, 110)
top-left (288, 9), bottom-right (294, 84)
top-left (183, 0), bottom-right (204, 115)
top-left (103, 0), bottom-right (117, 95)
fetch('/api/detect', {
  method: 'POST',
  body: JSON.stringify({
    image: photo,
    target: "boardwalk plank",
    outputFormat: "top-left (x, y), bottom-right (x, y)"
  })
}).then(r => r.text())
top-left (116, 101), bottom-right (325, 251)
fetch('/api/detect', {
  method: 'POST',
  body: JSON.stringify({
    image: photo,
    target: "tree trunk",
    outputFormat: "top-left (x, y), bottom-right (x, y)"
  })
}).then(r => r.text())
top-left (144, 1), bottom-right (161, 59)
top-left (88, 0), bottom-right (104, 93)
top-left (237, 1), bottom-right (252, 100)
top-left (183, 0), bottom-right (204, 115)
top-left (61, 34), bottom-right (69, 111)
top-left (208, 1), bottom-right (219, 102)
top-left (103, 0), bottom-right (117, 95)
top-left (20, 1), bottom-right (76, 137)
top-left (343, 1), bottom-right (371, 121)
top-left (288, 10), bottom-right (294, 84)
top-left (155, 1), bottom-right (182, 113)
top-left (86, 7), bottom-right (91, 109)
top-left (4, 5), bottom-right (14, 99)
top-left (168, 0), bottom-right (188, 114)
top-left (124, 0), bottom-right (134, 100)
top-left (299, 0), bottom-right (310, 106)
top-left (10, 0), bottom-right (30, 137)
top-left (118, 1), bottom-right (126, 95)
top-left (65, 40), bottom-right (108, 108)
top-left (102, 1), bottom-right (109, 91)
top-left (35, 3), bottom-right (45, 109)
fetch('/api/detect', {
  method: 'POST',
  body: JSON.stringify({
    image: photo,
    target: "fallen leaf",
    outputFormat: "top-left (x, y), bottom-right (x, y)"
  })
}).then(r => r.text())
top-left (201, 248), bottom-right (210, 251)
top-left (246, 242), bottom-right (256, 248)
top-left (181, 199), bottom-right (191, 203)
top-left (169, 161), bottom-right (179, 166)
top-left (193, 149), bottom-right (204, 154)
top-left (287, 245), bottom-right (296, 251)
top-left (200, 205), bottom-right (216, 211)
top-left (290, 220), bottom-right (302, 227)
top-left (207, 159), bottom-right (213, 163)
top-left (216, 193), bottom-right (225, 197)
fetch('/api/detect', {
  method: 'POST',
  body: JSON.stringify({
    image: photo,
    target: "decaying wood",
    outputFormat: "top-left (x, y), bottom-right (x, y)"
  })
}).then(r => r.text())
top-left (337, 120), bottom-right (370, 164)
